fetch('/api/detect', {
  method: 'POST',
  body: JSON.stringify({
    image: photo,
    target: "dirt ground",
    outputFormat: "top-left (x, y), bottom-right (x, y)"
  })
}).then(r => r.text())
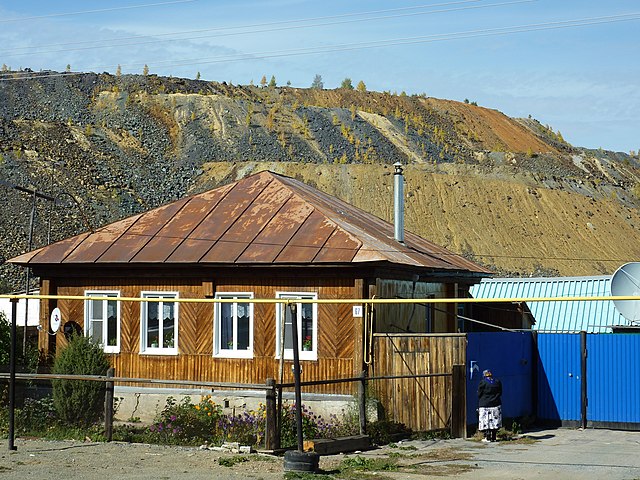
top-left (2, 428), bottom-right (640, 480)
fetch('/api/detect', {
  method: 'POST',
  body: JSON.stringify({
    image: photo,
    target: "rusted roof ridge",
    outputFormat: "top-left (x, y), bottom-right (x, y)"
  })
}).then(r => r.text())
top-left (307, 213), bottom-right (338, 263)
top-left (223, 184), bottom-right (295, 263)
top-left (193, 176), bottom-right (276, 263)
top-left (238, 193), bottom-right (313, 263)
top-left (273, 173), bottom-right (485, 271)
top-left (162, 182), bottom-right (240, 263)
top-left (265, 180), bottom-right (359, 263)
top-left (310, 227), bottom-right (358, 263)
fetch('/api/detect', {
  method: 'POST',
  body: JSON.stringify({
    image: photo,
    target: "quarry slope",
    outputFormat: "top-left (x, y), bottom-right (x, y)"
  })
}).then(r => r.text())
top-left (1, 72), bottom-right (640, 290)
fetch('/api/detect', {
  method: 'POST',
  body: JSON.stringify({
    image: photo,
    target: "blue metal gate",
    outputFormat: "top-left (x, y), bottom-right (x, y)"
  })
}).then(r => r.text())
top-left (466, 332), bottom-right (640, 428)
top-left (466, 332), bottom-right (533, 424)
top-left (536, 333), bottom-right (582, 422)
top-left (587, 334), bottom-right (640, 426)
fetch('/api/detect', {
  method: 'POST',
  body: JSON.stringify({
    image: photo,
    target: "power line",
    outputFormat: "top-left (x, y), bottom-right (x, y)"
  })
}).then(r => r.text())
top-left (0, 0), bottom-right (196, 24)
top-left (0, 0), bottom-right (534, 58)
top-left (0, 0), bottom-right (508, 51)
top-left (2, 11), bottom-right (637, 81)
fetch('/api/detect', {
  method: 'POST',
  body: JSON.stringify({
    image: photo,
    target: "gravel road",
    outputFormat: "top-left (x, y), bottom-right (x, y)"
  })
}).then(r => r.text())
top-left (2, 428), bottom-right (640, 479)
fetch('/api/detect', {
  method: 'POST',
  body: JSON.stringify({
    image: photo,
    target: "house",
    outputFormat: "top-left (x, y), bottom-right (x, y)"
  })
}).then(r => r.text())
top-left (8, 168), bottom-right (490, 416)
top-left (470, 275), bottom-right (627, 333)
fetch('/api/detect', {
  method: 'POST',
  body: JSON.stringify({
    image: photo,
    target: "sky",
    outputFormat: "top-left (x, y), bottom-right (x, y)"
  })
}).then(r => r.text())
top-left (0, 0), bottom-right (638, 153)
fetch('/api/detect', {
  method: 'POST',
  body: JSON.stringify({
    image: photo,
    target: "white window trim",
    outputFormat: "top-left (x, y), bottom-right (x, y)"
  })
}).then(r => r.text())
top-left (84, 290), bottom-right (121, 354)
top-left (275, 291), bottom-right (318, 361)
top-left (213, 292), bottom-right (254, 359)
top-left (140, 291), bottom-right (179, 356)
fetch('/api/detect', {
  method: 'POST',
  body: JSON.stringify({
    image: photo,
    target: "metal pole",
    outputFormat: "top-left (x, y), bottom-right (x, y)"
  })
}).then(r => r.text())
top-left (580, 331), bottom-right (588, 429)
top-left (8, 298), bottom-right (18, 451)
top-left (290, 303), bottom-right (304, 452)
top-left (358, 370), bottom-right (367, 435)
top-left (23, 190), bottom-right (37, 356)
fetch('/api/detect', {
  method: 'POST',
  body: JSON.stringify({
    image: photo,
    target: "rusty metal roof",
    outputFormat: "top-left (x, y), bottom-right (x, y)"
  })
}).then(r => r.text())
top-left (8, 171), bottom-right (491, 274)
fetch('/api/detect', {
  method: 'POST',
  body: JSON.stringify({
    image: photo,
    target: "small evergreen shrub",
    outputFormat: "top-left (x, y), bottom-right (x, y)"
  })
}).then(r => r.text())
top-left (52, 334), bottom-right (110, 427)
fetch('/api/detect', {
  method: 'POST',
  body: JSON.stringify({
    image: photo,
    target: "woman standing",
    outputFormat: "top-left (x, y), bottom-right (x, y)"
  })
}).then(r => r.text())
top-left (478, 369), bottom-right (502, 442)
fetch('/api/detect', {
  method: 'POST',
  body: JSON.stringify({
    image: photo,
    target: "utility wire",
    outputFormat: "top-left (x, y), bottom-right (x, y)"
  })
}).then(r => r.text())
top-left (0, 0), bottom-right (534, 58)
top-left (0, 0), bottom-right (196, 24)
top-left (1, 11), bottom-right (637, 80)
top-left (0, 0), bottom-right (511, 52)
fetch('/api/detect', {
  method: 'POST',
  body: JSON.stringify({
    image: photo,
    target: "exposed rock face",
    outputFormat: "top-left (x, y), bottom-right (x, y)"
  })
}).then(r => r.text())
top-left (1, 71), bottom-right (639, 290)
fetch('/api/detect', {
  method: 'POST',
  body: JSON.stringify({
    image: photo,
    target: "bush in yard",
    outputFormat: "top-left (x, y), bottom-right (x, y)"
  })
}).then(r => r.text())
top-left (52, 334), bottom-right (110, 427)
top-left (148, 395), bottom-right (226, 445)
top-left (278, 402), bottom-right (359, 448)
top-left (366, 419), bottom-right (412, 445)
top-left (144, 396), bottom-right (359, 448)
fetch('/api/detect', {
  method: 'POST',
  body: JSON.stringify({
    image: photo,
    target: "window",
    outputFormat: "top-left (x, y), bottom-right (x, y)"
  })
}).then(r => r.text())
top-left (275, 292), bottom-right (318, 360)
top-left (214, 293), bottom-right (253, 358)
top-left (85, 291), bottom-right (120, 353)
top-left (141, 292), bottom-right (178, 355)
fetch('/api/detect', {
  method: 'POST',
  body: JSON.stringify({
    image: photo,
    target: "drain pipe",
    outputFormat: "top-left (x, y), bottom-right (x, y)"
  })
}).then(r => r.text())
top-left (393, 162), bottom-right (404, 243)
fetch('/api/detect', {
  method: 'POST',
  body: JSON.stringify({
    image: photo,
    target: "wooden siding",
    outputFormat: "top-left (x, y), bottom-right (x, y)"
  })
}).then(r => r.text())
top-left (372, 334), bottom-right (466, 432)
top-left (45, 274), bottom-right (360, 395)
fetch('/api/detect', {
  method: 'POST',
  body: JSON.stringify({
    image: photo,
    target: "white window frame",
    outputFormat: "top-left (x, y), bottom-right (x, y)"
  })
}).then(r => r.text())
top-left (275, 292), bottom-right (318, 361)
top-left (213, 293), bottom-right (254, 359)
top-left (140, 291), bottom-right (179, 355)
top-left (84, 290), bottom-right (121, 353)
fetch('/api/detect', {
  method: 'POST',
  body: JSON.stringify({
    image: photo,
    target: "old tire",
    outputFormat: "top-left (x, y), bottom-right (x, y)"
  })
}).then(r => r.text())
top-left (283, 450), bottom-right (320, 472)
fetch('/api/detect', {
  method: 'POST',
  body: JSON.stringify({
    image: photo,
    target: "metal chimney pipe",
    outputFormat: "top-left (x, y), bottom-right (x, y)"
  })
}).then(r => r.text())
top-left (393, 162), bottom-right (404, 243)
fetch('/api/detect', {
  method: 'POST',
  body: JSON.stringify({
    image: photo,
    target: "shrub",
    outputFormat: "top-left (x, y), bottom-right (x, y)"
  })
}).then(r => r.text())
top-left (15, 396), bottom-right (57, 434)
top-left (366, 420), bottom-right (411, 445)
top-left (148, 395), bottom-right (225, 445)
top-left (52, 334), bottom-right (110, 427)
top-left (279, 402), bottom-right (359, 447)
top-left (223, 405), bottom-right (266, 446)
top-left (143, 397), bottom-right (359, 447)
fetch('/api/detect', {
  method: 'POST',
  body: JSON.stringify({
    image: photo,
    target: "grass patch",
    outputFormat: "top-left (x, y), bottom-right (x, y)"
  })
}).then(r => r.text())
top-left (505, 435), bottom-right (538, 445)
top-left (341, 455), bottom-right (399, 472)
top-left (218, 455), bottom-right (250, 467)
top-left (388, 443), bottom-right (418, 451)
top-left (406, 462), bottom-right (478, 476)
top-left (284, 473), bottom-right (334, 480)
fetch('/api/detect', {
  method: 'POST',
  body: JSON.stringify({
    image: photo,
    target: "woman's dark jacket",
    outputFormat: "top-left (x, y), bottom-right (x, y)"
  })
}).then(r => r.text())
top-left (478, 377), bottom-right (502, 408)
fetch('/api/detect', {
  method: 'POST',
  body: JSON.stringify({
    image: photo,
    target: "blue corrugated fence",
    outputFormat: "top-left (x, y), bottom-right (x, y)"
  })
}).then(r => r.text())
top-left (467, 332), bottom-right (640, 429)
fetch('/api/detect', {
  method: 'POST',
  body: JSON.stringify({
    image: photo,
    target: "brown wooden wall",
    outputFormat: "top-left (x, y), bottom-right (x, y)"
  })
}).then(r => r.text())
top-left (372, 333), bottom-right (466, 432)
top-left (44, 273), bottom-right (363, 395)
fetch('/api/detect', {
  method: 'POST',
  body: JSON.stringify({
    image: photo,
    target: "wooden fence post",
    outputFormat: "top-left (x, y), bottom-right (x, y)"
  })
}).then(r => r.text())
top-left (265, 378), bottom-right (277, 450)
top-left (450, 364), bottom-right (466, 439)
top-left (358, 370), bottom-right (367, 435)
top-left (104, 367), bottom-right (114, 442)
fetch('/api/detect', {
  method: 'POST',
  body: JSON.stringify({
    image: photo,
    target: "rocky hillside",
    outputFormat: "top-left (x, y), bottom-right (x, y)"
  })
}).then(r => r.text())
top-left (1, 71), bottom-right (640, 291)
